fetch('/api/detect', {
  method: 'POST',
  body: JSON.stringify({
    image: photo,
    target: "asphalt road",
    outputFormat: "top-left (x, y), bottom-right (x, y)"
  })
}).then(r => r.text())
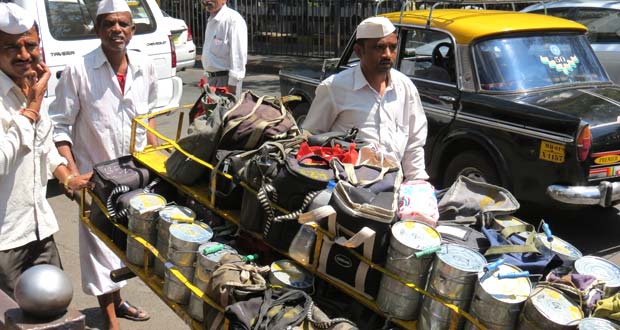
top-left (46, 66), bottom-right (620, 329)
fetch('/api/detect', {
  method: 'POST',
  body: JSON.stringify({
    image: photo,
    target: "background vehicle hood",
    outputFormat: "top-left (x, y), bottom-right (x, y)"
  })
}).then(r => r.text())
top-left (514, 86), bottom-right (620, 126)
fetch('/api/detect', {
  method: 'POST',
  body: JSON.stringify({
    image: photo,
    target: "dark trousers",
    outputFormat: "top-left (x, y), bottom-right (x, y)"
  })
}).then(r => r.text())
top-left (0, 236), bottom-right (62, 298)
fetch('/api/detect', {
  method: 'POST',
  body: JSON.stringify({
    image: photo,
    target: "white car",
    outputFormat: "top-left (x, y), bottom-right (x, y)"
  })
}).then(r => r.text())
top-left (522, 0), bottom-right (620, 83)
top-left (162, 11), bottom-right (196, 71)
top-left (11, 0), bottom-right (183, 110)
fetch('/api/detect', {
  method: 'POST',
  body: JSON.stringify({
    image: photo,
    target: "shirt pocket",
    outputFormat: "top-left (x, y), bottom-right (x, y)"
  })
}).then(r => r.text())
top-left (209, 37), bottom-right (228, 59)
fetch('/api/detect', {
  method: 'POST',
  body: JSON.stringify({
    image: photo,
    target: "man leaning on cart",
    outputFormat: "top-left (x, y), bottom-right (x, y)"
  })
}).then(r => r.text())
top-left (49, 0), bottom-right (159, 329)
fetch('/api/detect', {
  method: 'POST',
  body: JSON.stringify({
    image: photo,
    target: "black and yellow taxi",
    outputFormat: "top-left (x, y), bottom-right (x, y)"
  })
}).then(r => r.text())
top-left (279, 8), bottom-right (620, 207)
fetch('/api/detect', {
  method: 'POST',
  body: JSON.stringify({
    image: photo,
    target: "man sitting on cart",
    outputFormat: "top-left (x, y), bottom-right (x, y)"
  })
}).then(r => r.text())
top-left (302, 16), bottom-right (429, 182)
top-left (49, 0), bottom-right (158, 328)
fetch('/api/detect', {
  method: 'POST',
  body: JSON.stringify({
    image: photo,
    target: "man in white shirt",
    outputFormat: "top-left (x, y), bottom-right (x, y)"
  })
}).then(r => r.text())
top-left (49, 0), bottom-right (155, 328)
top-left (0, 3), bottom-right (90, 297)
top-left (302, 17), bottom-right (429, 181)
top-left (201, 0), bottom-right (247, 96)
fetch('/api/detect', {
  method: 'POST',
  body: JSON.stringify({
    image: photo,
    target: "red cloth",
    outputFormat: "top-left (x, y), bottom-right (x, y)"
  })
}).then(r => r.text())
top-left (296, 142), bottom-right (358, 165)
top-left (116, 73), bottom-right (126, 95)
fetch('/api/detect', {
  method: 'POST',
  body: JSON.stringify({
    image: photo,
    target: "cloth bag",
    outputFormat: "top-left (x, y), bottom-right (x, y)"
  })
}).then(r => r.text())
top-left (203, 253), bottom-right (270, 330)
top-left (225, 288), bottom-right (358, 330)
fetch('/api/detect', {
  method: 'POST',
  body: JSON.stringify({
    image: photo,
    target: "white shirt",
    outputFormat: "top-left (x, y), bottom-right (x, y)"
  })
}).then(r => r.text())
top-left (201, 4), bottom-right (247, 86)
top-left (302, 66), bottom-right (429, 181)
top-left (0, 70), bottom-right (67, 251)
top-left (50, 47), bottom-right (157, 172)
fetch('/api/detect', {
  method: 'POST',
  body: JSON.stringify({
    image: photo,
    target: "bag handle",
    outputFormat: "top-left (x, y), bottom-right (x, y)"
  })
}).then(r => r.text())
top-left (342, 162), bottom-right (390, 186)
top-left (298, 205), bottom-right (377, 260)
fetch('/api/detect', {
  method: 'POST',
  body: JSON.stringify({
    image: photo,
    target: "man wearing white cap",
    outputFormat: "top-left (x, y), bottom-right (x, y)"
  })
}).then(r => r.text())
top-left (201, 0), bottom-right (247, 96)
top-left (0, 3), bottom-right (91, 296)
top-left (50, 0), bottom-right (155, 328)
top-left (302, 16), bottom-right (428, 181)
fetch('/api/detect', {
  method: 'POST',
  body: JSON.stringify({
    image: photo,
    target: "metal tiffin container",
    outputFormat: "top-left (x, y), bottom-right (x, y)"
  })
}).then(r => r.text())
top-left (163, 263), bottom-right (195, 304)
top-left (188, 242), bottom-right (237, 321)
top-left (125, 193), bottom-right (167, 266)
top-left (517, 285), bottom-right (583, 330)
top-left (573, 255), bottom-right (620, 297)
top-left (154, 205), bottom-right (196, 277)
top-left (268, 259), bottom-right (314, 292)
top-left (376, 220), bottom-right (441, 320)
top-left (167, 222), bottom-right (213, 267)
top-left (578, 317), bottom-right (620, 330)
top-left (418, 244), bottom-right (486, 330)
top-left (464, 260), bottom-right (532, 330)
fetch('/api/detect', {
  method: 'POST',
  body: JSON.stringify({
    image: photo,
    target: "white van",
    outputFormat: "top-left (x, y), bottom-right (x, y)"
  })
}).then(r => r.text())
top-left (9, 0), bottom-right (183, 110)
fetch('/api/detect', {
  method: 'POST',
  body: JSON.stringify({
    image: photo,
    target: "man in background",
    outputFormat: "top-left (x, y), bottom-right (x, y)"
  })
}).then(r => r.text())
top-left (201, 0), bottom-right (248, 96)
top-left (50, 0), bottom-right (157, 328)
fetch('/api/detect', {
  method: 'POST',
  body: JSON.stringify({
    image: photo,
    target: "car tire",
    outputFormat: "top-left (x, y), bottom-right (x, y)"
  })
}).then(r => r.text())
top-left (289, 101), bottom-right (310, 126)
top-left (442, 150), bottom-right (500, 188)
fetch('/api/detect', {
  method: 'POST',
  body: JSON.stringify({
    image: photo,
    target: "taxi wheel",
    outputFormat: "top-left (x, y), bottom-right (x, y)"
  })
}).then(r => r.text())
top-left (442, 150), bottom-right (500, 188)
top-left (289, 101), bottom-right (310, 126)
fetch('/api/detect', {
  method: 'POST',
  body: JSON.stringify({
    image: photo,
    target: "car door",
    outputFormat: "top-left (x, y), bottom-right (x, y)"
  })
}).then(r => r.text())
top-left (396, 27), bottom-right (459, 170)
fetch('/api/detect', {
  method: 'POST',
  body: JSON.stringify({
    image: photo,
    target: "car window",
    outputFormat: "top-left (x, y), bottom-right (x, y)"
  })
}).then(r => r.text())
top-left (474, 34), bottom-right (609, 91)
top-left (398, 28), bottom-right (455, 84)
top-left (530, 8), bottom-right (620, 44)
top-left (44, 0), bottom-right (156, 41)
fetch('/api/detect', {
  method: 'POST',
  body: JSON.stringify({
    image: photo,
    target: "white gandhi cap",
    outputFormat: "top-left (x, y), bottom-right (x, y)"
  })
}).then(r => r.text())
top-left (356, 16), bottom-right (396, 40)
top-left (96, 0), bottom-right (131, 17)
top-left (0, 3), bottom-right (35, 35)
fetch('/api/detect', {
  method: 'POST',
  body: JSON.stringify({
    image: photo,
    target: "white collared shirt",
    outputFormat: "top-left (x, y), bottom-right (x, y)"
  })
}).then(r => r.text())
top-left (0, 70), bottom-right (67, 251)
top-left (50, 47), bottom-right (157, 173)
top-left (201, 4), bottom-right (247, 86)
top-left (302, 65), bottom-right (429, 180)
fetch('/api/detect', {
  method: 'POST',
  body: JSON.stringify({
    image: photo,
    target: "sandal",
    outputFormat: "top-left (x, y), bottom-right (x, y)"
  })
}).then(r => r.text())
top-left (115, 301), bottom-right (150, 321)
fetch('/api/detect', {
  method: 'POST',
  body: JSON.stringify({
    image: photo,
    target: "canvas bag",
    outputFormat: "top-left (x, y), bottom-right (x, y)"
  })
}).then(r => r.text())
top-left (300, 205), bottom-right (383, 299)
top-left (165, 87), bottom-right (300, 186)
top-left (225, 288), bottom-right (358, 330)
top-left (203, 253), bottom-right (270, 330)
top-left (165, 87), bottom-right (234, 185)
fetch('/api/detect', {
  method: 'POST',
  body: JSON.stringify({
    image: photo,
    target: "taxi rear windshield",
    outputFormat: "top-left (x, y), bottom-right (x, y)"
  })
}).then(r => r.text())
top-left (474, 34), bottom-right (609, 92)
top-left (44, 0), bottom-right (156, 41)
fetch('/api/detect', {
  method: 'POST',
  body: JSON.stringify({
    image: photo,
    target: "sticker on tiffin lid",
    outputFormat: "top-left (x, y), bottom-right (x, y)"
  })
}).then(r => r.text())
top-left (574, 256), bottom-right (620, 290)
top-left (534, 233), bottom-right (582, 261)
top-left (129, 193), bottom-right (166, 215)
top-left (579, 317), bottom-right (620, 330)
top-left (270, 260), bottom-right (314, 290)
top-left (392, 221), bottom-right (441, 251)
top-left (478, 264), bottom-right (531, 304)
top-left (169, 223), bottom-right (213, 243)
top-left (530, 286), bottom-right (583, 325)
top-left (159, 205), bottom-right (196, 224)
top-left (437, 244), bottom-right (486, 272)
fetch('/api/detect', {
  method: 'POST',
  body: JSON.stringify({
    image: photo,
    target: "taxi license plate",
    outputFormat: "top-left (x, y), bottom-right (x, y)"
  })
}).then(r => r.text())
top-left (539, 141), bottom-right (565, 163)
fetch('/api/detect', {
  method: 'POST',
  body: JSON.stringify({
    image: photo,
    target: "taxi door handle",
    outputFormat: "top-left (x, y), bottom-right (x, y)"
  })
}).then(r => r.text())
top-left (439, 95), bottom-right (456, 103)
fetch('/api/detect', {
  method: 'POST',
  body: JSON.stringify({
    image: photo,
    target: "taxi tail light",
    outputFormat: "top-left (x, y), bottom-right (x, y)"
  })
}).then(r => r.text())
top-left (168, 35), bottom-right (177, 68)
top-left (577, 125), bottom-right (591, 162)
top-left (187, 26), bottom-right (193, 42)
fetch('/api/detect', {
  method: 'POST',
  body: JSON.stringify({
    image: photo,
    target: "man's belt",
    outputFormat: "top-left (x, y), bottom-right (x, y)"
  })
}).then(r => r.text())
top-left (206, 70), bottom-right (229, 77)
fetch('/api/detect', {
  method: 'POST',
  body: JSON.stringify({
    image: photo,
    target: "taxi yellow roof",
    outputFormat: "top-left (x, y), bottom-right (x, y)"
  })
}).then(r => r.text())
top-left (382, 9), bottom-right (587, 44)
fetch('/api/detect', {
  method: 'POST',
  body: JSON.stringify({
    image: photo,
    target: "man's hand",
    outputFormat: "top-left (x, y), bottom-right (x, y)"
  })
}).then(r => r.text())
top-left (63, 171), bottom-right (94, 200)
top-left (26, 62), bottom-right (51, 113)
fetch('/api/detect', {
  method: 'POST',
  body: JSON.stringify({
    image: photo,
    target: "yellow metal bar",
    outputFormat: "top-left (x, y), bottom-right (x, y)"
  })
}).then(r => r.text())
top-left (129, 107), bottom-right (488, 330)
top-left (80, 190), bottom-right (224, 330)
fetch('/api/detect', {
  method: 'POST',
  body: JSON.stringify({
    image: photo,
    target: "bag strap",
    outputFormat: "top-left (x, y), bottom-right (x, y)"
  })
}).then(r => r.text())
top-left (298, 205), bottom-right (377, 260)
top-left (253, 289), bottom-right (311, 330)
top-left (340, 161), bottom-right (390, 186)
top-left (484, 224), bottom-right (541, 256)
